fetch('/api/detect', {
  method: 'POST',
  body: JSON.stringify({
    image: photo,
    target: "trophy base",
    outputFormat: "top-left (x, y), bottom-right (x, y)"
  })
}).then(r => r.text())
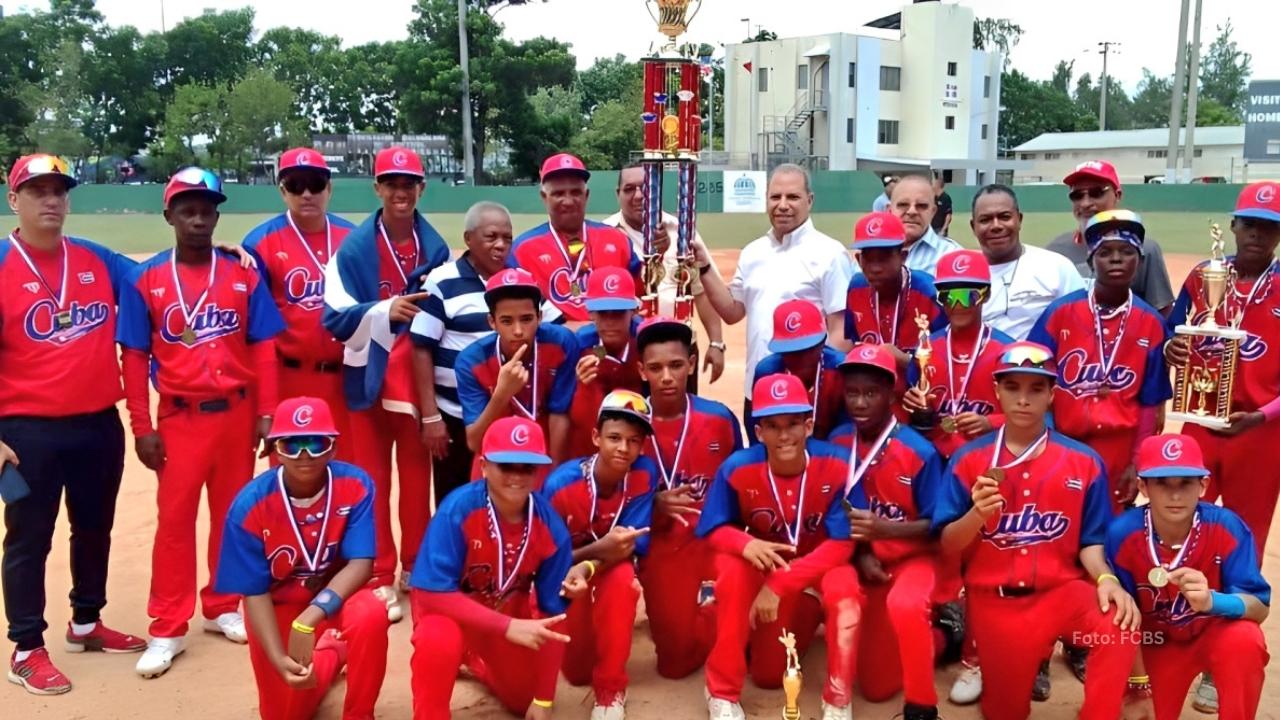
top-left (909, 409), bottom-right (938, 432)
top-left (1167, 411), bottom-right (1232, 430)
top-left (1174, 324), bottom-right (1248, 340)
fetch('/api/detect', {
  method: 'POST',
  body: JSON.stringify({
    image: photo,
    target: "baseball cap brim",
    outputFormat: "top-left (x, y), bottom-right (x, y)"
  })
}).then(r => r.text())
top-left (377, 169), bottom-right (425, 180)
top-left (935, 280), bottom-right (991, 290)
top-left (852, 239), bottom-right (905, 250)
top-left (542, 167), bottom-right (590, 182)
top-left (753, 403), bottom-right (813, 418)
top-left (1137, 465), bottom-right (1210, 479)
top-left (838, 358), bottom-right (897, 382)
top-left (1234, 208), bottom-right (1280, 223)
top-left (486, 450), bottom-right (554, 465)
top-left (279, 164), bottom-right (331, 178)
top-left (267, 429), bottom-right (340, 440)
top-left (992, 367), bottom-right (1058, 380)
top-left (768, 332), bottom-right (826, 354)
top-left (167, 187), bottom-right (228, 207)
top-left (16, 173), bottom-right (77, 191)
top-left (484, 285), bottom-right (544, 307)
top-left (585, 297), bottom-right (639, 312)
top-left (1063, 169), bottom-right (1116, 187)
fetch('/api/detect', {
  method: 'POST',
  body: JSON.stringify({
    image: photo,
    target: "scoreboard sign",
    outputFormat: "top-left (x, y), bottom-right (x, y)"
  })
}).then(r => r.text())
top-left (1244, 80), bottom-right (1280, 162)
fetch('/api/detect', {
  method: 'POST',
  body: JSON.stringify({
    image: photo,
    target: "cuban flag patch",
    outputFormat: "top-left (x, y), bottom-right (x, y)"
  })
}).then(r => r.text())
top-left (1065, 478), bottom-right (1084, 491)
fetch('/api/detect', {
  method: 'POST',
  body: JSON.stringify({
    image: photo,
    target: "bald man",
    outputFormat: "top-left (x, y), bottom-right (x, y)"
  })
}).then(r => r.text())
top-left (891, 175), bottom-right (962, 276)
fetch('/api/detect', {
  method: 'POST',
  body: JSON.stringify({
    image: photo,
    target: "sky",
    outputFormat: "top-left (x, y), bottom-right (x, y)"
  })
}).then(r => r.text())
top-left (13, 0), bottom-right (1278, 93)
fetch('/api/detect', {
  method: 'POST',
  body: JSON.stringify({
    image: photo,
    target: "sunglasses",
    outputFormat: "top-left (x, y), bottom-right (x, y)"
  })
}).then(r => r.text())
top-left (998, 344), bottom-right (1056, 372)
top-left (25, 155), bottom-right (70, 176)
top-left (172, 167), bottom-right (223, 194)
top-left (600, 389), bottom-right (651, 416)
top-left (938, 287), bottom-right (988, 308)
top-left (274, 435), bottom-right (336, 459)
top-left (281, 173), bottom-right (329, 196)
top-left (1068, 186), bottom-right (1112, 202)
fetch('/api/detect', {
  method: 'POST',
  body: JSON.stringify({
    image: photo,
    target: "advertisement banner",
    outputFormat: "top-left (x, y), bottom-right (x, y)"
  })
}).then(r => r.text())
top-left (723, 170), bottom-right (767, 213)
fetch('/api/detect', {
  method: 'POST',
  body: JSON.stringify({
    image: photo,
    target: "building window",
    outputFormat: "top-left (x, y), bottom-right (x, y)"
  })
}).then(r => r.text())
top-left (1020, 153), bottom-right (1037, 160)
top-left (847, 118), bottom-right (854, 143)
top-left (879, 65), bottom-right (901, 91)
top-left (945, 115), bottom-right (955, 130)
top-left (1044, 152), bottom-right (1061, 160)
top-left (983, 75), bottom-right (991, 98)
top-left (947, 61), bottom-right (958, 77)
top-left (877, 119), bottom-right (900, 144)
top-left (848, 62), bottom-right (856, 88)
top-left (757, 67), bottom-right (769, 92)
top-left (1268, 139), bottom-right (1280, 156)
top-left (1148, 149), bottom-right (1167, 159)
top-left (797, 64), bottom-right (808, 91)
top-left (981, 124), bottom-right (989, 140)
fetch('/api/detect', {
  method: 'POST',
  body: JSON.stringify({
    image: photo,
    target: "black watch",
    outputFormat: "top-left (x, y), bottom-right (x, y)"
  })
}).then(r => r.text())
top-left (698, 263), bottom-right (713, 276)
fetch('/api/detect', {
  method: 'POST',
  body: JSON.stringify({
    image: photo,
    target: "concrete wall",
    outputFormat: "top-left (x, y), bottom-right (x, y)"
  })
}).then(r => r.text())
top-left (1016, 144), bottom-right (1260, 184)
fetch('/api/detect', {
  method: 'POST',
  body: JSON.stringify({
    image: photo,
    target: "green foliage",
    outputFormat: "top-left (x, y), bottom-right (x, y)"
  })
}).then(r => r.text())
top-left (163, 8), bottom-right (256, 89)
top-left (578, 54), bottom-right (642, 116)
top-left (999, 68), bottom-right (1093, 149)
top-left (972, 17), bottom-right (1022, 69)
top-left (1199, 20), bottom-right (1251, 118)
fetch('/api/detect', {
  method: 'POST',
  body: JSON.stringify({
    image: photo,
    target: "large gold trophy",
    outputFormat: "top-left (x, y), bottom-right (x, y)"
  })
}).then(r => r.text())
top-left (779, 630), bottom-right (802, 720)
top-left (1168, 223), bottom-right (1245, 429)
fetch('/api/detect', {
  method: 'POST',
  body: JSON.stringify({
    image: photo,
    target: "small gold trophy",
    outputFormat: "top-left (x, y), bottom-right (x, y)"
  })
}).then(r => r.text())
top-left (645, 0), bottom-right (704, 46)
top-left (1168, 222), bottom-right (1245, 429)
top-left (908, 311), bottom-right (938, 431)
top-left (780, 630), bottom-right (802, 720)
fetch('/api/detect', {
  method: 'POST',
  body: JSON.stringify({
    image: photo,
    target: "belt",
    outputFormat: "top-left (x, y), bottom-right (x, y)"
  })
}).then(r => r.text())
top-left (281, 356), bottom-right (343, 374)
top-left (995, 585), bottom-right (1036, 598)
top-left (171, 388), bottom-right (246, 414)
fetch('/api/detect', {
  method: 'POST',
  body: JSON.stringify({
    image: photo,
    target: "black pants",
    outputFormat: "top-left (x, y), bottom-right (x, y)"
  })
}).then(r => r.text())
top-left (432, 412), bottom-right (475, 505)
top-left (743, 397), bottom-right (758, 446)
top-left (1, 407), bottom-right (125, 650)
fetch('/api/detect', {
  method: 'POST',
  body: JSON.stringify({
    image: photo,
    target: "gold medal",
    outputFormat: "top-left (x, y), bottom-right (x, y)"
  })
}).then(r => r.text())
top-left (592, 346), bottom-right (608, 361)
top-left (941, 416), bottom-right (958, 434)
top-left (1147, 565), bottom-right (1169, 588)
top-left (55, 311), bottom-right (72, 330)
top-left (570, 280), bottom-right (582, 298)
top-left (181, 326), bottom-right (197, 344)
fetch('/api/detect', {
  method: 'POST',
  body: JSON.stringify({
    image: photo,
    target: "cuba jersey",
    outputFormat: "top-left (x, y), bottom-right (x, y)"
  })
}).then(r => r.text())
top-left (455, 324), bottom-right (578, 433)
top-left (1028, 290), bottom-right (1171, 436)
top-left (753, 346), bottom-right (849, 440)
top-left (0, 234), bottom-right (134, 417)
top-left (215, 461), bottom-right (376, 604)
top-left (904, 325), bottom-right (1015, 458)
top-left (1106, 502), bottom-right (1270, 643)
top-left (1169, 258), bottom-right (1280, 411)
top-left (242, 212), bottom-right (355, 363)
top-left (828, 422), bottom-right (943, 564)
top-left (508, 221), bottom-right (641, 323)
top-left (410, 480), bottom-right (573, 616)
top-left (541, 454), bottom-right (659, 556)
top-left (932, 431), bottom-right (1111, 592)
top-left (117, 249), bottom-right (285, 397)
top-left (696, 439), bottom-right (868, 556)
top-left (844, 268), bottom-right (944, 351)
top-left (567, 318), bottom-right (644, 457)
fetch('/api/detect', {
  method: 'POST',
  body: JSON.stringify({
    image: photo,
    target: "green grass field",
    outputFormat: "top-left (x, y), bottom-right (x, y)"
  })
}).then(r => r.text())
top-left (56, 211), bottom-right (1231, 256)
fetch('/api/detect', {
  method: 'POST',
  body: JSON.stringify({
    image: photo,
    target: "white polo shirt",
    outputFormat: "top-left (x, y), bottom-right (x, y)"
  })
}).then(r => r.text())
top-left (600, 210), bottom-right (706, 316)
top-left (729, 218), bottom-right (853, 397)
top-left (982, 243), bottom-right (1085, 340)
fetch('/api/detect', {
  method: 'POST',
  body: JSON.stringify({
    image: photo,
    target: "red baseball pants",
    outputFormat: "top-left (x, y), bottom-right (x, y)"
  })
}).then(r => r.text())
top-left (857, 554), bottom-right (938, 706)
top-left (246, 589), bottom-right (390, 720)
top-left (639, 534), bottom-right (716, 679)
top-left (969, 579), bottom-right (1136, 720)
top-left (277, 365), bottom-right (353, 463)
top-left (563, 561), bottom-right (641, 697)
top-left (148, 395), bottom-right (255, 638)
top-left (1082, 427), bottom-right (1139, 515)
top-left (350, 405), bottom-right (433, 585)
top-left (1184, 421), bottom-right (1280, 560)
top-left (1144, 620), bottom-right (1267, 720)
top-left (705, 554), bottom-right (861, 708)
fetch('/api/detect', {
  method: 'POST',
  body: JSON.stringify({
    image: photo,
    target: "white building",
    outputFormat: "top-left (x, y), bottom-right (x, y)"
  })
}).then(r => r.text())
top-left (722, 1), bottom-right (1010, 184)
top-left (1013, 126), bottom-right (1252, 184)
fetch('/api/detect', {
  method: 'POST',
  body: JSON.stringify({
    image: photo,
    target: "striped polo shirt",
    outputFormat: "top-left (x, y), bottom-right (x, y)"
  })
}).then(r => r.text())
top-left (409, 254), bottom-right (493, 418)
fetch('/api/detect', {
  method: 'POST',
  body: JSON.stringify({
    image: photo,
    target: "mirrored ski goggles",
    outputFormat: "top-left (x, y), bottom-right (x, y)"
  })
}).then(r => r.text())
top-left (274, 435), bottom-right (336, 459)
top-left (172, 166), bottom-right (224, 193)
top-left (937, 287), bottom-right (988, 308)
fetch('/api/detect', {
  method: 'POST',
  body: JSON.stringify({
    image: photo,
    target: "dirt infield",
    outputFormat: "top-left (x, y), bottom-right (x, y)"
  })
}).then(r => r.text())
top-left (9, 251), bottom-right (1279, 719)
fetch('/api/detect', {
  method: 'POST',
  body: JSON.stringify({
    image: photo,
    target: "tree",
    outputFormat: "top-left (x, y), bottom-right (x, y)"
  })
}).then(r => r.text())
top-left (1073, 72), bottom-right (1134, 131)
top-left (1130, 69), bottom-right (1173, 128)
top-left (1199, 20), bottom-right (1251, 118)
top-left (571, 98), bottom-right (643, 170)
top-left (156, 82), bottom-right (228, 169)
top-left (999, 68), bottom-right (1091, 149)
top-left (578, 54), bottom-right (642, 116)
top-left (163, 8), bottom-right (256, 89)
top-left (0, 13), bottom-right (44, 165)
top-left (80, 25), bottom-right (165, 167)
top-left (744, 28), bottom-right (777, 43)
top-left (973, 17), bottom-right (1022, 69)
top-left (224, 69), bottom-right (303, 182)
top-left (255, 27), bottom-right (344, 131)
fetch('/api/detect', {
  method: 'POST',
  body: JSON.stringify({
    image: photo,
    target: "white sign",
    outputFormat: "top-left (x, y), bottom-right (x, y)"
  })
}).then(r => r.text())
top-left (723, 171), bottom-right (767, 213)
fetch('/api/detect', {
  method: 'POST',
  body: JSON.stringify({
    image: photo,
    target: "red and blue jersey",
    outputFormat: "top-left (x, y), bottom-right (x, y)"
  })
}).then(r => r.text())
top-left (904, 325), bottom-right (1015, 458)
top-left (844, 269), bottom-right (944, 351)
top-left (932, 430), bottom-right (1112, 592)
top-left (540, 454), bottom-right (659, 556)
top-left (753, 346), bottom-right (849, 440)
top-left (1168, 258), bottom-right (1280, 412)
top-left (0, 233), bottom-right (135, 417)
top-left (1106, 502), bottom-right (1269, 643)
top-left (567, 317), bottom-right (644, 458)
top-left (696, 439), bottom-right (868, 556)
top-left (508, 221), bottom-right (640, 323)
top-left (116, 249), bottom-right (284, 397)
top-left (410, 479), bottom-right (573, 616)
top-left (241, 212), bottom-right (355, 363)
top-left (828, 422), bottom-right (943, 564)
top-left (1028, 290), bottom-right (1171, 437)
top-left (215, 461), bottom-right (376, 604)
top-left (455, 324), bottom-right (579, 433)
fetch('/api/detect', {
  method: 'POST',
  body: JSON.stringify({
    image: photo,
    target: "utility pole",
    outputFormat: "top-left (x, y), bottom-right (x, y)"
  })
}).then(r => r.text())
top-left (1182, 0), bottom-right (1204, 183)
top-left (458, 0), bottom-right (476, 184)
top-left (1165, 0), bottom-right (1191, 183)
top-left (1097, 41), bottom-right (1119, 131)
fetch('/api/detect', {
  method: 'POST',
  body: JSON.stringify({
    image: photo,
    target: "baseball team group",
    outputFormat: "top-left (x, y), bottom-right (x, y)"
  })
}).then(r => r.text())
top-left (2, 145), bottom-right (1277, 720)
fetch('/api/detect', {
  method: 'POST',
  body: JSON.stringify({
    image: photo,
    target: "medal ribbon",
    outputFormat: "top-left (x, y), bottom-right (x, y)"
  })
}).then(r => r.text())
top-left (1089, 289), bottom-right (1132, 391)
top-left (496, 336), bottom-right (538, 420)
top-left (766, 452), bottom-right (809, 547)
top-left (547, 222), bottom-right (590, 288)
top-left (9, 234), bottom-right (69, 312)
top-left (486, 489), bottom-right (534, 597)
top-left (1143, 506), bottom-right (1199, 574)
top-left (275, 467), bottom-right (334, 574)
top-left (378, 219), bottom-right (419, 293)
top-left (286, 211), bottom-right (332, 272)
top-left (587, 454), bottom-right (629, 540)
top-left (649, 395), bottom-right (692, 490)
top-left (945, 325), bottom-right (992, 412)
top-left (169, 249), bottom-right (217, 333)
top-left (988, 426), bottom-right (1050, 471)
top-left (870, 266), bottom-right (909, 346)
top-left (1227, 259), bottom-right (1277, 328)
top-left (844, 419), bottom-right (898, 496)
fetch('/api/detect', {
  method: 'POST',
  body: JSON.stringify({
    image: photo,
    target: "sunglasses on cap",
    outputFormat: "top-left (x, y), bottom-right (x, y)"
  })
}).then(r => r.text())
top-left (938, 287), bottom-right (988, 308)
top-left (25, 155), bottom-right (71, 176)
top-left (600, 389), bottom-right (651, 416)
top-left (274, 435), bottom-right (336, 459)
top-left (173, 167), bottom-right (224, 194)
top-left (281, 172), bottom-right (329, 196)
top-left (1068, 186), bottom-right (1112, 202)
top-left (999, 344), bottom-right (1054, 370)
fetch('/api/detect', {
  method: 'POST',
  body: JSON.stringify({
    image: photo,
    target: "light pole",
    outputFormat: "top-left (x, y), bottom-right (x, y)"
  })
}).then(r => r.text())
top-left (1165, 0), bottom-right (1191, 183)
top-left (458, 0), bottom-right (475, 184)
top-left (741, 17), bottom-right (750, 40)
top-left (1096, 41), bottom-right (1119, 131)
top-left (1182, 0), bottom-right (1204, 183)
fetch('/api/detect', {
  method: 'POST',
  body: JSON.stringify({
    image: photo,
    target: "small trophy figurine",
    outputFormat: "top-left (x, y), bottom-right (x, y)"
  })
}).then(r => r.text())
top-left (908, 310), bottom-right (938, 431)
top-left (780, 629), bottom-right (803, 720)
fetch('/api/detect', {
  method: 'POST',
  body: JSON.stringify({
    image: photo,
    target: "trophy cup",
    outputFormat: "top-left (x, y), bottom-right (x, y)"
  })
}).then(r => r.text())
top-left (639, 1), bottom-right (703, 326)
top-left (1167, 223), bottom-right (1245, 429)
top-left (908, 311), bottom-right (938, 431)
top-left (779, 629), bottom-right (802, 720)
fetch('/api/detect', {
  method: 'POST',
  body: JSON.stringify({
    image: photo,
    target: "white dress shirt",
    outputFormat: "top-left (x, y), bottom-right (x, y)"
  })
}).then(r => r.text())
top-left (982, 243), bottom-right (1085, 340)
top-left (903, 227), bottom-right (963, 277)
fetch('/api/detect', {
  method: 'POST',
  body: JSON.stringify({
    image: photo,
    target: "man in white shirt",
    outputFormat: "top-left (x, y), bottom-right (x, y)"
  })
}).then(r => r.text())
top-left (972, 184), bottom-right (1084, 340)
top-left (601, 164), bottom-right (726, 383)
top-left (697, 163), bottom-right (853, 424)
top-left (891, 174), bottom-right (962, 276)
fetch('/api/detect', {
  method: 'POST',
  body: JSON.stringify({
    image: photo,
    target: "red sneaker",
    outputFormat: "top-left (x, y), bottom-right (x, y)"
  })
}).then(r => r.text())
top-left (8, 648), bottom-right (72, 695)
top-left (65, 621), bottom-right (147, 653)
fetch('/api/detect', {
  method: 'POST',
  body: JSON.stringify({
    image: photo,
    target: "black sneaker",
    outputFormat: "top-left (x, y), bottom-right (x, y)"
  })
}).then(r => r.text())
top-left (1063, 644), bottom-right (1088, 684)
top-left (933, 601), bottom-right (965, 665)
top-left (903, 703), bottom-right (939, 720)
top-left (1032, 660), bottom-right (1051, 702)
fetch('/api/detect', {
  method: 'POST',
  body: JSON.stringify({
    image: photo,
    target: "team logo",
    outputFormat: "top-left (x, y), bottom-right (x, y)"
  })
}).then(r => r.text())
top-left (297, 152), bottom-right (313, 166)
top-left (1065, 478), bottom-right (1084, 491)
top-left (22, 282), bottom-right (38, 294)
top-left (547, 266), bottom-right (585, 307)
top-left (1057, 348), bottom-right (1136, 398)
top-left (560, 156), bottom-right (575, 169)
top-left (233, 282), bottom-right (247, 292)
top-left (160, 303), bottom-right (242, 346)
top-left (1075, 160), bottom-right (1105, 174)
top-left (605, 243), bottom-right (616, 254)
top-left (746, 507), bottom-right (822, 540)
top-left (78, 271), bottom-right (94, 284)
top-left (866, 217), bottom-right (884, 236)
top-left (769, 378), bottom-right (791, 401)
top-left (602, 273), bottom-right (621, 294)
top-left (1193, 328), bottom-right (1267, 361)
top-left (951, 254), bottom-right (972, 276)
top-left (151, 287), bottom-right (166, 298)
top-left (784, 311), bottom-right (803, 333)
top-left (1161, 438), bottom-right (1184, 461)
top-left (1138, 585), bottom-right (1199, 627)
top-left (284, 267), bottom-right (324, 310)
top-left (859, 346), bottom-right (878, 361)
top-left (292, 404), bottom-right (314, 427)
top-left (980, 503), bottom-right (1070, 549)
top-left (1257, 184), bottom-right (1277, 205)
top-left (392, 150), bottom-right (408, 167)
top-left (502, 269), bottom-right (520, 285)
top-left (511, 423), bottom-right (531, 446)
top-left (24, 299), bottom-right (109, 345)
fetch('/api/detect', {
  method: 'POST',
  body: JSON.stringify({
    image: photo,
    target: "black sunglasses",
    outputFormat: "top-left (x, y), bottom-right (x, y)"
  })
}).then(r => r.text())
top-left (1068, 186), bottom-right (1111, 202)
top-left (281, 173), bottom-right (329, 196)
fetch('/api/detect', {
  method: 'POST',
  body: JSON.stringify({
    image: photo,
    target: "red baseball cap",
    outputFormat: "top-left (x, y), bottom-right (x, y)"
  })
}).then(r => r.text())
top-left (584, 267), bottom-right (638, 312)
top-left (1135, 433), bottom-right (1209, 479)
top-left (1063, 160), bottom-right (1121, 189)
top-left (768, 299), bottom-right (826, 353)
top-left (482, 416), bottom-right (553, 465)
top-left (1234, 181), bottom-right (1280, 223)
top-left (268, 397), bottom-right (340, 438)
top-left (992, 341), bottom-right (1058, 380)
top-left (636, 315), bottom-right (693, 351)
top-left (163, 166), bottom-right (227, 209)
top-left (374, 146), bottom-right (426, 180)
top-left (277, 147), bottom-right (331, 178)
top-left (935, 249), bottom-right (991, 286)
top-left (484, 267), bottom-right (543, 307)
top-left (7, 153), bottom-right (77, 191)
top-left (852, 212), bottom-right (906, 250)
top-left (540, 153), bottom-right (590, 182)
top-left (838, 343), bottom-right (898, 383)
top-left (751, 373), bottom-right (813, 418)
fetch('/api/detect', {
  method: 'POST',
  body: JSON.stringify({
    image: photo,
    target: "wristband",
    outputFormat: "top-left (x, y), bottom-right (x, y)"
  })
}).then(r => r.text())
top-left (420, 414), bottom-right (443, 425)
top-left (698, 263), bottom-right (712, 276)
top-left (579, 560), bottom-right (598, 582)
top-left (1096, 573), bottom-right (1120, 586)
top-left (708, 341), bottom-right (727, 352)
top-left (1127, 675), bottom-right (1150, 685)
top-left (1209, 590), bottom-right (1246, 618)
top-left (290, 620), bottom-right (315, 635)
top-left (531, 699), bottom-right (553, 708)
top-left (310, 588), bottom-right (344, 619)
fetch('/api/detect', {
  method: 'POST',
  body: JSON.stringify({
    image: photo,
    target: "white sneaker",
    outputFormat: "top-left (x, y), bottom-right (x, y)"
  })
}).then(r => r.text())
top-left (821, 701), bottom-right (852, 720)
top-left (590, 690), bottom-right (626, 720)
top-left (705, 689), bottom-right (745, 720)
top-left (135, 637), bottom-right (185, 678)
top-left (949, 663), bottom-right (983, 705)
top-left (202, 612), bottom-right (248, 644)
top-left (373, 585), bottom-right (404, 624)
